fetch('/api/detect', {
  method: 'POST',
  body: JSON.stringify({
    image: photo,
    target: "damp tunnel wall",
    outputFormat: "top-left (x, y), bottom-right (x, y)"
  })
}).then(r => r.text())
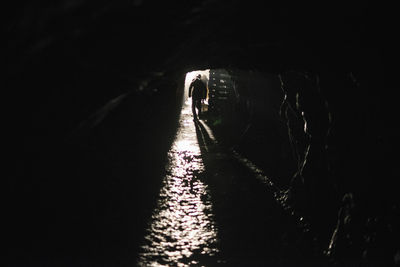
top-left (5, 1), bottom-right (399, 265)
top-left (195, 67), bottom-right (400, 254)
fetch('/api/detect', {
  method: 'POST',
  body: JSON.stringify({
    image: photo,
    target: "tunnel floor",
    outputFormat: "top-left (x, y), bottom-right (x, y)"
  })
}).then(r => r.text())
top-left (138, 100), bottom-right (220, 265)
top-left (8, 96), bottom-right (330, 267)
top-left (135, 99), bottom-right (327, 266)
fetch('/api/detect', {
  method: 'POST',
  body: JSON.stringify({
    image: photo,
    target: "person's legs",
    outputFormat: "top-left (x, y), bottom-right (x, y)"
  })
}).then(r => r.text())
top-left (191, 98), bottom-right (197, 119)
top-left (196, 99), bottom-right (202, 117)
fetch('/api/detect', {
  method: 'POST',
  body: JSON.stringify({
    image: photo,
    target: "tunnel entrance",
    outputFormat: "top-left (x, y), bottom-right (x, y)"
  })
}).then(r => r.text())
top-left (184, 69), bottom-right (234, 123)
top-left (182, 69), bottom-right (297, 187)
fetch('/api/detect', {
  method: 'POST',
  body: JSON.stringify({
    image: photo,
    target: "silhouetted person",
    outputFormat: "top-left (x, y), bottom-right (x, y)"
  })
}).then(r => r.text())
top-left (189, 74), bottom-right (207, 120)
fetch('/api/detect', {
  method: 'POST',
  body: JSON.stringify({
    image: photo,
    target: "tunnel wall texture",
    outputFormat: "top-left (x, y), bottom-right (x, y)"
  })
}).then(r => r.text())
top-left (5, 0), bottom-right (399, 265)
top-left (205, 66), bottom-right (399, 264)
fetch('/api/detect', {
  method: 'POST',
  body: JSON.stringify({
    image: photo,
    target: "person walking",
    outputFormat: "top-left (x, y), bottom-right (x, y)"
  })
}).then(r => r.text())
top-left (188, 74), bottom-right (207, 120)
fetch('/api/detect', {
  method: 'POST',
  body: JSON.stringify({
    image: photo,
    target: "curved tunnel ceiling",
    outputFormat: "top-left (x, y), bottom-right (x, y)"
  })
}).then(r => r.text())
top-left (5, 1), bottom-right (394, 137)
top-left (6, 1), bottom-right (390, 79)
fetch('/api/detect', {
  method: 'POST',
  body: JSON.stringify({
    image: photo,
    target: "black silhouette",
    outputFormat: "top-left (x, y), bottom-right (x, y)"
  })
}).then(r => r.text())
top-left (189, 74), bottom-right (207, 120)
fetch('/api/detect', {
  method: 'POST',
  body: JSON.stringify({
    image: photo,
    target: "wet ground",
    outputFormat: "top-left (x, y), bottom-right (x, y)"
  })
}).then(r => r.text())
top-left (137, 100), bottom-right (328, 266)
top-left (138, 101), bottom-right (220, 266)
top-left (7, 96), bottom-right (330, 267)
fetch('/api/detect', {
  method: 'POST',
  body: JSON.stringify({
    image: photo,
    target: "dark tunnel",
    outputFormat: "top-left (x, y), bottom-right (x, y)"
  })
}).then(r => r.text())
top-left (5, 1), bottom-right (399, 266)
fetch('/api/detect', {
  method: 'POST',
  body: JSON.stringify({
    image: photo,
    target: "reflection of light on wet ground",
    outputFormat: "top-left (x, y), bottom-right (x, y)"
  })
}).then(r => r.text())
top-left (138, 101), bottom-right (219, 266)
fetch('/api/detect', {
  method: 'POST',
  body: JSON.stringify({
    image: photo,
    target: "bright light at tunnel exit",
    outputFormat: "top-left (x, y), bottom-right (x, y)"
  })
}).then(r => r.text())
top-left (184, 69), bottom-right (210, 103)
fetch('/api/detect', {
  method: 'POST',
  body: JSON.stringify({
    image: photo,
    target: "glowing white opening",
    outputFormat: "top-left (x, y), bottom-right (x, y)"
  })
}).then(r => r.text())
top-left (184, 69), bottom-right (210, 104)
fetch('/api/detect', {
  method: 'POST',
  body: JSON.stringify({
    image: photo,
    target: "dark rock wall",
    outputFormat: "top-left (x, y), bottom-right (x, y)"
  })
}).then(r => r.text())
top-left (205, 65), bottom-right (398, 264)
